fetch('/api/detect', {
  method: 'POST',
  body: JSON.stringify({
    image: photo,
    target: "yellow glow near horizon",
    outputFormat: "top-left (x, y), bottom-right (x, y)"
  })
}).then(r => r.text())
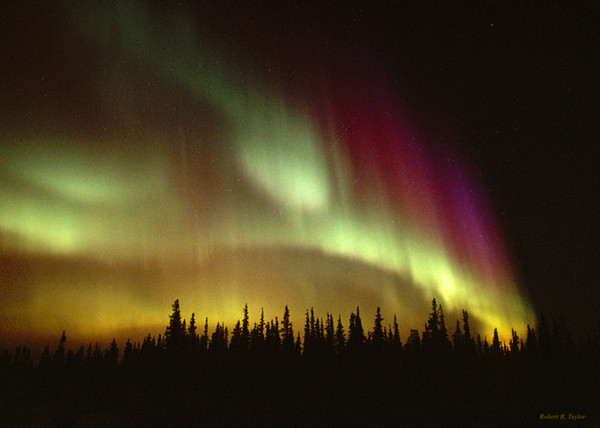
top-left (0, 1), bottom-right (535, 349)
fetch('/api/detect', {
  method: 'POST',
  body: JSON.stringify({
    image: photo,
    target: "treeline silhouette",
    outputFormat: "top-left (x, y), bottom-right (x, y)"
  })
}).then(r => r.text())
top-left (1, 299), bottom-right (598, 426)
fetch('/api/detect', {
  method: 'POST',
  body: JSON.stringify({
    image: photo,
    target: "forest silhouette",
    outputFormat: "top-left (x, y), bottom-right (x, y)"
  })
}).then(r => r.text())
top-left (1, 299), bottom-right (597, 426)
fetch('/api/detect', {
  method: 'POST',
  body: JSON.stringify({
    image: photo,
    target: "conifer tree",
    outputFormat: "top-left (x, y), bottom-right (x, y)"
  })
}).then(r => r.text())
top-left (250, 323), bottom-right (261, 351)
top-left (335, 315), bottom-right (346, 353)
top-left (65, 349), bottom-right (74, 366)
top-left (258, 308), bottom-right (265, 341)
top-left (510, 329), bottom-right (520, 355)
top-left (406, 329), bottom-right (421, 351)
top-left (452, 320), bottom-right (462, 351)
top-left (17, 346), bottom-right (32, 368)
top-left (281, 305), bottom-right (294, 353)
top-left (318, 317), bottom-right (325, 343)
top-left (462, 310), bottom-right (472, 344)
top-left (438, 304), bottom-right (450, 350)
top-left (492, 329), bottom-right (501, 355)
top-left (372, 307), bottom-right (384, 352)
top-left (526, 324), bottom-right (538, 353)
top-left (11, 346), bottom-right (28, 368)
top-left (303, 309), bottom-right (312, 353)
top-left (210, 323), bottom-right (227, 353)
top-left (230, 320), bottom-right (244, 354)
top-left (108, 338), bottom-right (119, 367)
top-left (316, 318), bottom-right (323, 343)
top-left (85, 343), bottom-right (93, 362)
top-left (425, 298), bottom-right (440, 343)
top-left (422, 298), bottom-right (451, 352)
top-left (303, 308), bottom-right (321, 355)
top-left (461, 310), bottom-right (475, 356)
top-left (21, 346), bottom-right (33, 368)
top-left (123, 339), bottom-right (133, 365)
top-left (348, 307), bottom-right (365, 350)
top-left (273, 318), bottom-right (280, 347)
top-left (241, 304), bottom-right (250, 350)
top-left (325, 314), bottom-right (335, 348)
top-left (266, 318), bottom-right (280, 353)
top-left (165, 299), bottom-right (185, 351)
top-left (251, 316), bottom-right (267, 352)
top-left (92, 342), bottom-right (103, 365)
top-left (200, 317), bottom-right (209, 352)
top-left (39, 346), bottom-right (51, 368)
top-left (141, 334), bottom-right (155, 359)
top-left (295, 332), bottom-right (302, 355)
top-left (188, 313), bottom-right (198, 341)
top-left (54, 330), bottom-right (67, 364)
top-left (392, 315), bottom-right (402, 348)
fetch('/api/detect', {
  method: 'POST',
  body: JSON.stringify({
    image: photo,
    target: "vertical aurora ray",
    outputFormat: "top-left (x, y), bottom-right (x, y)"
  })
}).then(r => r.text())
top-left (0, 1), bottom-right (534, 346)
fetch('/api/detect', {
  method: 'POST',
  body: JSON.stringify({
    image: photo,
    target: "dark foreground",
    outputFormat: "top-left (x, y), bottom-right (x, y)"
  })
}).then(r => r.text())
top-left (2, 349), bottom-right (597, 427)
top-left (2, 300), bottom-right (597, 426)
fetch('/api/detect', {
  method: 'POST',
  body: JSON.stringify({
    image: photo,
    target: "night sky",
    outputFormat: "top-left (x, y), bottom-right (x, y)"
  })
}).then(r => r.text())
top-left (1, 1), bottom-right (597, 349)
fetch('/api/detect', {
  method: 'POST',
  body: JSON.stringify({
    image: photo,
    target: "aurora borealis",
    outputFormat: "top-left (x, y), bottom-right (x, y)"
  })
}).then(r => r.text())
top-left (0, 2), bottom-right (541, 348)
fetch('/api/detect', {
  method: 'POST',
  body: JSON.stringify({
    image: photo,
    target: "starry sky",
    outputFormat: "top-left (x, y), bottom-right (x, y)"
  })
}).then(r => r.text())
top-left (1, 1), bottom-right (597, 349)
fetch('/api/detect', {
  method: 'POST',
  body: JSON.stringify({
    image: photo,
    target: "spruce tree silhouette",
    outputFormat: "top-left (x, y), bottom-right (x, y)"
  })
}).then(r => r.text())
top-left (392, 314), bottom-right (402, 348)
top-left (492, 328), bottom-right (502, 357)
top-left (200, 317), bottom-right (209, 352)
top-left (372, 307), bottom-right (384, 352)
top-left (39, 346), bottom-right (51, 368)
top-left (241, 303), bottom-right (250, 350)
top-left (280, 305), bottom-right (294, 354)
top-left (3, 297), bottom-right (599, 426)
top-left (249, 309), bottom-right (266, 352)
top-left (165, 299), bottom-right (185, 353)
top-left (406, 329), bottom-right (421, 352)
top-left (106, 338), bottom-right (119, 368)
top-left (209, 323), bottom-right (228, 357)
top-left (452, 320), bottom-right (462, 351)
top-left (188, 313), bottom-right (198, 347)
top-left (265, 318), bottom-right (280, 356)
top-left (334, 315), bottom-right (346, 355)
top-left (509, 329), bottom-right (520, 355)
top-left (294, 332), bottom-right (302, 355)
top-left (424, 298), bottom-right (439, 350)
top-left (438, 304), bottom-right (450, 352)
top-left (303, 309), bottom-right (313, 355)
top-left (230, 320), bottom-right (244, 355)
top-left (123, 339), bottom-right (133, 366)
top-left (347, 307), bottom-right (365, 352)
top-left (54, 330), bottom-right (67, 365)
top-left (462, 310), bottom-right (476, 357)
top-left (525, 324), bottom-right (538, 355)
top-left (325, 313), bottom-right (335, 350)
top-left (424, 298), bottom-right (451, 354)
